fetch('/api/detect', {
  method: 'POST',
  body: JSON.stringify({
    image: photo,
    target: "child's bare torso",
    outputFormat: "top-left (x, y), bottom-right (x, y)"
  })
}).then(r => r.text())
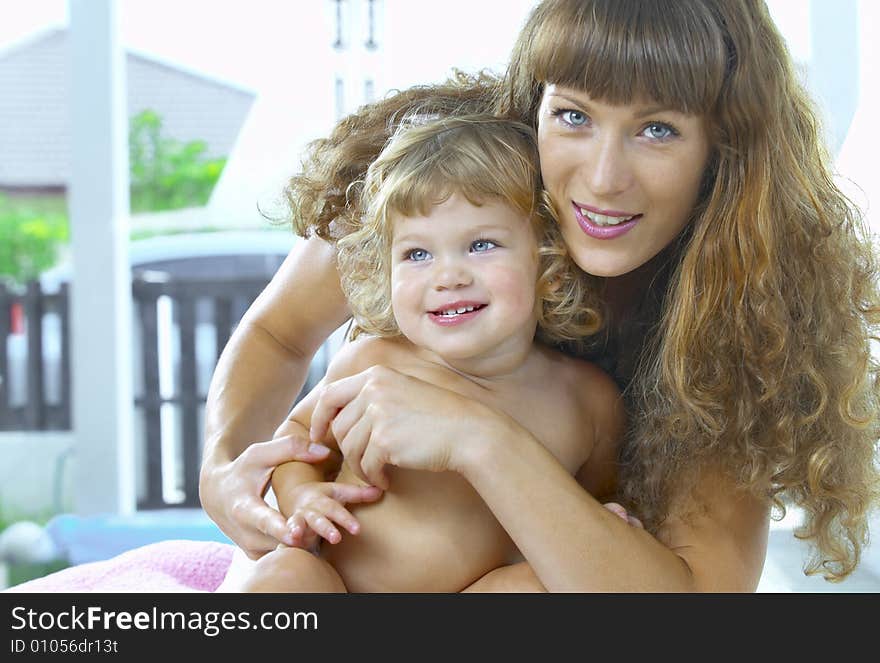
top-left (320, 337), bottom-right (598, 592)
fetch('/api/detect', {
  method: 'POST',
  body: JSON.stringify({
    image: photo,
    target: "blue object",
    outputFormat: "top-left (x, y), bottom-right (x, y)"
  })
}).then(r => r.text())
top-left (45, 510), bottom-right (231, 565)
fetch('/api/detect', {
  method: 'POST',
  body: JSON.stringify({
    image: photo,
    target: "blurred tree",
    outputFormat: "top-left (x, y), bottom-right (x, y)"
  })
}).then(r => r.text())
top-left (129, 109), bottom-right (227, 212)
top-left (0, 195), bottom-right (69, 286)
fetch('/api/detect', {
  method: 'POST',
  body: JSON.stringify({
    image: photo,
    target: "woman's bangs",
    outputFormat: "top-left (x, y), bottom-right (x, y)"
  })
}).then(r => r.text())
top-left (526, 0), bottom-right (728, 114)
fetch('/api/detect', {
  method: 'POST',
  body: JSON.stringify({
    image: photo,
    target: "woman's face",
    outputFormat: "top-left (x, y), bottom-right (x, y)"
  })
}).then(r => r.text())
top-left (537, 84), bottom-right (711, 277)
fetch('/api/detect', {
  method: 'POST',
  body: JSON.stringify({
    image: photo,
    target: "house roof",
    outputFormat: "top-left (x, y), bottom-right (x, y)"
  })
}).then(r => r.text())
top-left (0, 28), bottom-right (255, 189)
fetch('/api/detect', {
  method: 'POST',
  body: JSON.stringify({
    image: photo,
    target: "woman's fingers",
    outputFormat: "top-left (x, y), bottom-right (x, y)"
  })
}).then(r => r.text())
top-left (602, 502), bottom-right (644, 529)
top-left (310, 372), bottom-right (373, 442)
top-left (360, 431), bottom-right (392, 490)
top-left (336, 414), bottom-right (376, 487)
top-left (328, 483), bottom-right (384, 505)
top-left (249, 500), bottom-right (298, 548)
top-left (245, 434), bottom-right (331, 469)
top-left (603, 502), bottom-right (628, 520)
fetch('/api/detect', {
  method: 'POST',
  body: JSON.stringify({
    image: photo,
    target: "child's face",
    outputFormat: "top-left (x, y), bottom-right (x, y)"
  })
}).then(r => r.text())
top-left (390, 193), bottom-right (540, 362)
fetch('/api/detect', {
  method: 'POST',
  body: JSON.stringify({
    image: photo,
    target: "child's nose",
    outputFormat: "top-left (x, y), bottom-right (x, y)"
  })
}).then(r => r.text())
top-left (433, 257), bottom-right (473, 290)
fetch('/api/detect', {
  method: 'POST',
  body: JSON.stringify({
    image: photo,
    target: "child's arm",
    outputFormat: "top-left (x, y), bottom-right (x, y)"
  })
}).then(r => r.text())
top-left (270, 340), bottom-right (387, 548)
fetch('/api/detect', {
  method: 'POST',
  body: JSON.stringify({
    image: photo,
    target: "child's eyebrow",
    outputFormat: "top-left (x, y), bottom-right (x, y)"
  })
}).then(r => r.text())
top-left (392, 231), bottom-right (429, 245)
top-left (392, 224), bottom-right (515, 245)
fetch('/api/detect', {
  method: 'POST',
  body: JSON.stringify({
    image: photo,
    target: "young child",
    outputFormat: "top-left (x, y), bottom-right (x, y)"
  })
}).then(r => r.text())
top-left (221, 114), bottom-right (624, 592)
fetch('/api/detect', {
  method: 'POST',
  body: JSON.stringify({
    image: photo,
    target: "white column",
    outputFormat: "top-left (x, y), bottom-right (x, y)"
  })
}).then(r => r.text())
top-left (68, 0), bottom-right (136, 515)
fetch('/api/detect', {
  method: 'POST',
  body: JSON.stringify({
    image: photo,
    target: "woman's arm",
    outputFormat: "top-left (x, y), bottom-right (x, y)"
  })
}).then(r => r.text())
top-left (199, 235), bottom-right (352, 558)
top-left (309, 366), bottom-right (771, 592)
top-left (462, 422), bottom-right (769, 591)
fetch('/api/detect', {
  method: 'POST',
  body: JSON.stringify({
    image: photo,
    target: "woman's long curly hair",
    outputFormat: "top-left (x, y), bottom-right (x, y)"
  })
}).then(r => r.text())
top-left (336, 114), bottom-right (601, 346)
top-left (504, 0), bottom-right (880, 580)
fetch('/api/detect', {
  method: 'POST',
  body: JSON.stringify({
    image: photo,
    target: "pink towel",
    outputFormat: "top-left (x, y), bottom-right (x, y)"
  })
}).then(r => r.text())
top-left (4, 540), bottom-right (235, 593)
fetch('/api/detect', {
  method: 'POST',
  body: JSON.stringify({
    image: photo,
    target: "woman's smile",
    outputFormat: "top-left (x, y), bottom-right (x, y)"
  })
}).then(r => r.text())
top-left (572, 202), bottom-right (642, 239)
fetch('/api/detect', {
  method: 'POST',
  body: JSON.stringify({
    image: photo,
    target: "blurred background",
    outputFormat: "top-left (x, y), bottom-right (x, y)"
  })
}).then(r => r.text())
top-left (0, 0), bottom-right (876, 591)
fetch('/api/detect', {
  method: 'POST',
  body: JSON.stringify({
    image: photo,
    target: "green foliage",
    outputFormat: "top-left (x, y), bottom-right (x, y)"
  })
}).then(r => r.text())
top-left (0, 195), bottom-right (69, 286)
top-left (129, 109), bottom-right (227, 213)
top-left (0, 110), bottom-right (228, 284)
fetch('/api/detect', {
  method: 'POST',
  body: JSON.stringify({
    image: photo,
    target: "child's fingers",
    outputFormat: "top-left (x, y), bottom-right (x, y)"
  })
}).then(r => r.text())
top-left (287, 513), bottom-right (308, 548)
top-left (303, 510), bottom-right (342, 545)
top-left (314, 496), bottom-right (362, 536)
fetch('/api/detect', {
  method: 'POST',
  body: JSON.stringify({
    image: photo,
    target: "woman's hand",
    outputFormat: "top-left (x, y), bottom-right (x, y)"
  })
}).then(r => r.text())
top-left (310, 366), bottom-right (503, 489)
top-left (199, 435), bottom-right (333, 559)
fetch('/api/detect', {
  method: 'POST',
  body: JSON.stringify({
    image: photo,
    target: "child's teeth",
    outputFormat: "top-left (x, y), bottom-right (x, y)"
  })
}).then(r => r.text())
top-left (440, 306), bottom-right (477, 316)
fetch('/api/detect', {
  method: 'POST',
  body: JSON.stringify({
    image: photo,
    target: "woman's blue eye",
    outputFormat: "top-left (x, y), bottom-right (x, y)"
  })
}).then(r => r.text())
top-left (560, 110), bottom-right (588, 127)
top-left (550, 107), bottom-right (588, 128)
top-left (406, 248), bottom-right (431, 262)
top-left (641, 123), bottom-right (678, 140)
top-left (470, 239), bottom-right (497, 253)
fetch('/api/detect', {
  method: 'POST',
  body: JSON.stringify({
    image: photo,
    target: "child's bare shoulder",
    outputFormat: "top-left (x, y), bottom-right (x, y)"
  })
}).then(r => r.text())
top-left (324, 335), bottom-right (414, 381)
top-left (534, 346), bottom-right (624, 500)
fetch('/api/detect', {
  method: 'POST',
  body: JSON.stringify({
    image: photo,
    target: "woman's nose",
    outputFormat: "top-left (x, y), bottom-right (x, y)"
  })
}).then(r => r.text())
top-left (585, 135), bottom-right (633, 197)
top-left (433, 256), bottom-right (472, 290)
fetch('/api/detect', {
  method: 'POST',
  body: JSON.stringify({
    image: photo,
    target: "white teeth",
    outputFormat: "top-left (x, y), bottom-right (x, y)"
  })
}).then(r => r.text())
top-left (438, 305), bottom-right (477, 316)
top-left (581, 209), bottom-right (636, 226)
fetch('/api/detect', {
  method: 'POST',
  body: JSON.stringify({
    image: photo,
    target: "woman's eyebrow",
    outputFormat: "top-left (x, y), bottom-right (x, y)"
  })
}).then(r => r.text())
top-left (545, 92), bottom-right (589, 108)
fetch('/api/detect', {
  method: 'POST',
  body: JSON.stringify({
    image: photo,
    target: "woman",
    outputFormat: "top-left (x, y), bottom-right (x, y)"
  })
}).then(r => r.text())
top-left (200, 0), bottom-right (880, 590)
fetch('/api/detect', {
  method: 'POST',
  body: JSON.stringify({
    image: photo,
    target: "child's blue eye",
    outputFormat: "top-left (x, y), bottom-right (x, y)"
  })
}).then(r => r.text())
top-left (470, 239), bottom-right (497, 253)
top-left (406, 248), bottom-right (431, 262)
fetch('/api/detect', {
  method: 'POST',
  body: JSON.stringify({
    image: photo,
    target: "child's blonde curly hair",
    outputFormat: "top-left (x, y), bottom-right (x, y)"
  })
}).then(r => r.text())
top-left (336, 114), bottom-right (602, 346)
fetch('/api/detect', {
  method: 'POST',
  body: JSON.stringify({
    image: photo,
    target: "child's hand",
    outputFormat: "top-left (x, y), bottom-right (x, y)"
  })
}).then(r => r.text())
top-left (283, 482), bottom-right (383, 550)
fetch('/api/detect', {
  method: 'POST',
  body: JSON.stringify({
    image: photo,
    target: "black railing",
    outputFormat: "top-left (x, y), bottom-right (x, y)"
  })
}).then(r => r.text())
top-left (0, 281), bottom-right (70, 431)
top-left (0, 277), bottom-right (329, 509)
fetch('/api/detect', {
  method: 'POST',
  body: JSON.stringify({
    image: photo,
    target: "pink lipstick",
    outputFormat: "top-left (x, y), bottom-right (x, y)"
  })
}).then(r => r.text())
top-left (572, 202), bottom-right (642, 240)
